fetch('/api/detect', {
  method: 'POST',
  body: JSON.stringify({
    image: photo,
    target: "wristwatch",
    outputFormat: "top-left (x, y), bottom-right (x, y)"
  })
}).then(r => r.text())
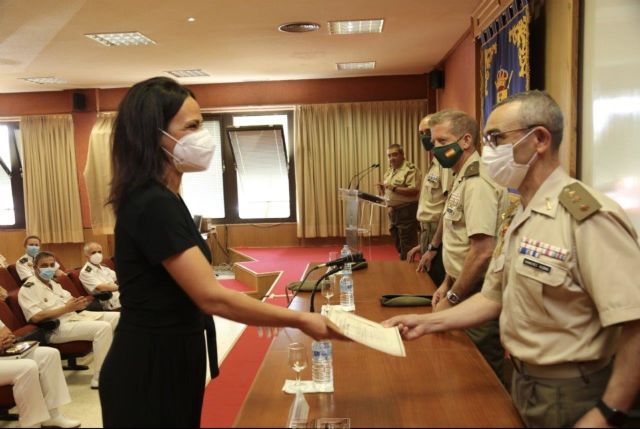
top-left (596, 399), bottom-right (627, 427)
top-left (445, 289), bottom-right (461, 305)
top-left (426, 243), bottom-right (440, 253)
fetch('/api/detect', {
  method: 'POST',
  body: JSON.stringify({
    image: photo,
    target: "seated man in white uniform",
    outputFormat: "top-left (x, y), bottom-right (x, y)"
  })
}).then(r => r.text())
top-left (18, 251), bottom-right (119, 390)
top-left (0, 319), bottom-right (81, 428)
top-left (78, 242), bottom-right (120, 310)
top-left (15, 236), bottom-right (66, 282)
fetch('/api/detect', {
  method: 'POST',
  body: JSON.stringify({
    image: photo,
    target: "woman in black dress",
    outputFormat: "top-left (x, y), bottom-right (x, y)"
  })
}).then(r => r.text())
top-left (99, 77), bottom-right (336, 427)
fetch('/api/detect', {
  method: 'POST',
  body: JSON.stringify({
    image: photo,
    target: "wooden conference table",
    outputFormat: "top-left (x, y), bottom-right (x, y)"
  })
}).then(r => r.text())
top-left (234, 261), bottom-right (523, 427)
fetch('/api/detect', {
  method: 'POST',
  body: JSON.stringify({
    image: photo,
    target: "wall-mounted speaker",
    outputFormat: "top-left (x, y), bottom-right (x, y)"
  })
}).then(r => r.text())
top-left (72, 92), bottom-right (87, 111)
top-left (430, 70), bottom-right (444, 89)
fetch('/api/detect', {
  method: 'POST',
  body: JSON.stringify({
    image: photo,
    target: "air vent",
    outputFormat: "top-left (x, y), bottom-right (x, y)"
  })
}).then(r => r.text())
top-left (278, 22), bottom-right (321, 33)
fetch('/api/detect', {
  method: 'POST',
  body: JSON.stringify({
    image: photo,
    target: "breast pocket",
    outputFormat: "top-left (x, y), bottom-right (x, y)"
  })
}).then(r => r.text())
top-left (514, 255), bottom-right (569, 322)
top-left (444, 205), bottom-right (462, 223)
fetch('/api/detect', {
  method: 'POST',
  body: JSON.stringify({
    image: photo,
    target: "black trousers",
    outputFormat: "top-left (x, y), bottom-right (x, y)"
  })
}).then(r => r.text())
top-left (388, 202), bottom-right (419, 260)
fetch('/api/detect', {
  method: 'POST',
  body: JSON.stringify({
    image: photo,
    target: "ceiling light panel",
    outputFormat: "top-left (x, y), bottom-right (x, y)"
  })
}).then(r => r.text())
top-left (336, 61), bottom-right (376, 71)
top-left (328, 19), bottom-right (384, 35)
top-left (165, 69), bottom-right (210, 78)
top-left (85, 31), bottom-right (156, 46)
top-left (19, 76), bottom-right (67, 84)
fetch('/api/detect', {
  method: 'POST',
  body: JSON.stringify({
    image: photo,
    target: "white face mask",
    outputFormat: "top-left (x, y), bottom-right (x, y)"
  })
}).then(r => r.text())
top-left (161, 128), bottom-right (215, 173)
top-left (90, 253), bottom-right (103, 265)
top-left (481, 129), bottom-right (537, 189)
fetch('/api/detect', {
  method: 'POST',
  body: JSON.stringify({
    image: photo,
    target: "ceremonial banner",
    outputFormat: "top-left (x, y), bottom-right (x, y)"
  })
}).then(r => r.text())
top-left (481, 0), bottom-right (530, 125)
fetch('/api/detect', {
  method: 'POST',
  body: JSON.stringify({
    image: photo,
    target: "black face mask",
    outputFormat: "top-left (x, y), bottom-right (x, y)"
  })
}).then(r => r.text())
top-left (420, 130), bottom-right (433, 151)
top-left (432, 136), bottom-right (465, 168)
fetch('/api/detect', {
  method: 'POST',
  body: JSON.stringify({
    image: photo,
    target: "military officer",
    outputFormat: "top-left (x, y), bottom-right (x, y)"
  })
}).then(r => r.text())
top-left (0, 319), bottom-right (81, 428)
top-left (15, 235), bottom-right (66, 282)
top-left (406, 114), bottom-right (453, 285)
top-left (377, 144), bottom-right (421, 260)
top-left (384, 90), bottom-right (640, 428)
top-left (79, 242), bottom-right (121, 310)
top-left (18, 251), bottom-right (119, 390)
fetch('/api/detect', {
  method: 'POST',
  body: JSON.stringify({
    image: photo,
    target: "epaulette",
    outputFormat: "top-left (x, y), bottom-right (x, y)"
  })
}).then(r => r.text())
top-left (85, 265), bottom-right (92, 273)
top-left (463, 161), bottom-right (480, 178)
top-left (559, 182), bottom-right (601, 221)
top-left (22, 281), bottom-right (34, 288)
top-left (19, 257), bottom-right (28, 264)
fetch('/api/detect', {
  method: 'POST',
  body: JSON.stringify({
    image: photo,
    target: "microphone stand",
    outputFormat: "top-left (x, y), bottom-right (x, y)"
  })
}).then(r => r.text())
top-left (309, 266), bottom-right (343, 313)
top-left (355, 164), bottom-right (379, 190)
top-left (348, 164), bottom-right (378, 190)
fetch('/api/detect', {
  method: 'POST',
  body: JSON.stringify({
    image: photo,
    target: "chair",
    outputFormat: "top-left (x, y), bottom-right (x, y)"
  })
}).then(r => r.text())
top-left (5, 289), bottom-right (92, 371)
top-left (0, 386), bottom-right (17, 421)
top-left (0, 268), bottom-right (20, 292)
top-left (6, 265), bottom-right (22, 286)
top-left (102, 257), bottom-right (116, 271)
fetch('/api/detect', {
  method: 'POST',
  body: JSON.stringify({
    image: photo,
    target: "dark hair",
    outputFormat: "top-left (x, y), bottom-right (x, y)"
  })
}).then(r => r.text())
top-left (387, 143), bottom-right (404, 154)
top-left (109, 77), bottom-right (195, 211)
top-left (24, 235), bottom-right (41, 246)
top-left (493, 90), bottom-right (564, 150)
top-left (34, 250), bottom-right (55, 267)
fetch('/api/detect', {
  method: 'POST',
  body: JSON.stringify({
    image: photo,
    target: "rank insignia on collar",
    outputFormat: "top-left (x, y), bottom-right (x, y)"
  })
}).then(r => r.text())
top-left (19, 257), bottom-right (28, 264)
top-left (23, 281), bottom-right (34, 288)
top-left (85, 266), bottom-right (92, 272)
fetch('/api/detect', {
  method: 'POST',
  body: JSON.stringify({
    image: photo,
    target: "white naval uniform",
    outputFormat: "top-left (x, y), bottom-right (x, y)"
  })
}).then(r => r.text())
top-left (17, 275), bottom-right (119, 384)
top-left (15, 254), bottom-right (35, 282)
top-left (79, 262), bottom-right (121, 310)
top-left (0, 320), bottom-right (71, 427)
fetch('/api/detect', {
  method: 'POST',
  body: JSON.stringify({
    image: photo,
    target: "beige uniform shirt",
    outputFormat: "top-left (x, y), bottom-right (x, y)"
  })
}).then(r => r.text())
top-left (79, 262), bottom-right (121, 310)
top-left (416, 158), bottom-right (454, 223)
top-left (382, 161), bottom-right (421, 207)
top-left (442, 152), bottom-right (508, 278)
top-left (0, 254), bottom-right (7, 269)
top-left (482, 167), bottom-right (640, 365)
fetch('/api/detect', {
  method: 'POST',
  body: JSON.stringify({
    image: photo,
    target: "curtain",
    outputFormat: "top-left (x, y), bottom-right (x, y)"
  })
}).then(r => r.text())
top-left (480, 0), bottom-right (531, 125)
top-left (21, 115), bottom-right (83, 243)
top-left (294, 100), bottom-right (428, 239)
top-left (83, 113), bottom-right (116, 234)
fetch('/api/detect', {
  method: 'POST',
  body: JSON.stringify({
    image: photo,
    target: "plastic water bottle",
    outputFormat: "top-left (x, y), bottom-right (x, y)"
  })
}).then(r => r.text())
top-left (340, 244), bottom-right (351, 275)
top-left (311, 340), bottom-right (334, 391)
top-left (339, 266), bottom-right (355, 312)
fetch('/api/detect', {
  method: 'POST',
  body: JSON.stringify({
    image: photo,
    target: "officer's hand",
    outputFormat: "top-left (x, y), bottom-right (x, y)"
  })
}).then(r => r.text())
top-left (573, 407), bottom-right (609, 428)
top-left (0, 332), bottom-right (16, 351)
top-left (65, 297), bottom-right (86, 312)
top-left (417, 250), bottom-right (435, 272)
top-left (407, 245), bottom-right (421, 262)
top-left (431, 282), bottom-right (448, 309)
top-left (434, 297), bottom-right (452, 312)
top-left (381, 314), bottom-right (428, 340)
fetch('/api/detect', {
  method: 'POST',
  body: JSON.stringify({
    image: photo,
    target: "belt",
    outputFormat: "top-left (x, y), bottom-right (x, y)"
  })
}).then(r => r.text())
top-left (511, 356), bottom-right (612, 380)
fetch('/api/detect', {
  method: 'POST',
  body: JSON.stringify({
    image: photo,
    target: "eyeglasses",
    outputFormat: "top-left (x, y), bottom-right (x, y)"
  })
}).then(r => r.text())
top-left (482, 125), bottom-right (543, 149)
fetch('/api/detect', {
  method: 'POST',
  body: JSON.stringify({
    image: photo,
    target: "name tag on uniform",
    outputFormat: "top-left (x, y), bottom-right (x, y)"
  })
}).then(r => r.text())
top-left (523, 258), bottom-right (551, 273)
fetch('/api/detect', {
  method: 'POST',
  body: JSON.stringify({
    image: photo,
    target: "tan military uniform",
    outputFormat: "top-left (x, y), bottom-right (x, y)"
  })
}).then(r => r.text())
top-left (442, 152), bottom-right (509, 278)
top-left (383, 160), bottom-right (421, 260)
top-left (482, 167), bottom-right (640, 427)
top-left (416, 158), bottom-right (453, 284)
top-left (441, 151), bottom-right (509, 382)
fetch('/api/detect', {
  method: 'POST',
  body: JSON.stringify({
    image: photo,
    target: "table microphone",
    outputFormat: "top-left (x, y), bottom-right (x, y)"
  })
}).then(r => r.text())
top-left (316, 252), bottom-right (365, 268)
top-left (355, 163), bottom-right (380, 190)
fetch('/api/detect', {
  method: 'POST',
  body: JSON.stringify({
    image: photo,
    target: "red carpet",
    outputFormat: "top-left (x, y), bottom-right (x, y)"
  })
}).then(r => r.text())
top-left (200, 244), bottom-right (398, 427)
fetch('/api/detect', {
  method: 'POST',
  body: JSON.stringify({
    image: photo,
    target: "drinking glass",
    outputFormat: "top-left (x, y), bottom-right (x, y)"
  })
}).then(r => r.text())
top-left (321, 278), bottom-right (334, 307)
top-left (288, 342), bottom-right (308, 390)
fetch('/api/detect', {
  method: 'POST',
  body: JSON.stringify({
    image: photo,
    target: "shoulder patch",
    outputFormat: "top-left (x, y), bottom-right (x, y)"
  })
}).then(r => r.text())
top-left (19, 257), bottom-right (28, 264)
top-left (85, 265), bottom-right (92, 273)
top-left (559, 182), bottom-right (602, 221)
top-left (22, 281), bottom-right (34, 288)
top-left (463, 161), bottom-right (480, 178)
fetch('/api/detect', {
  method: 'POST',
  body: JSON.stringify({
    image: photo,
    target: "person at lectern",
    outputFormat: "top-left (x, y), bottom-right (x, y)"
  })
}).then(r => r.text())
top-left (377, 144), bottom-right (420, 260)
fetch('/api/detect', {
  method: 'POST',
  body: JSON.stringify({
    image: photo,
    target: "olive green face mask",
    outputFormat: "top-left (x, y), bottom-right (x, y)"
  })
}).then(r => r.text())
top-left (432, 136), bottom-right (464, 168)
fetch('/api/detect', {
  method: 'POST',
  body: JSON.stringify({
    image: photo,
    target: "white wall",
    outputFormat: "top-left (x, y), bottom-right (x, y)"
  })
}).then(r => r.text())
top-left (581, 0), bottom-right (640, 233)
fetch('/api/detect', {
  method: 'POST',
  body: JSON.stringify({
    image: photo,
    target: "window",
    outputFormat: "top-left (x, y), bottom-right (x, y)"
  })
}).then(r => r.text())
top-left (0, 123), bottom-right (25, 228)
top-left (180, 110), bottom-right (295, 223)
